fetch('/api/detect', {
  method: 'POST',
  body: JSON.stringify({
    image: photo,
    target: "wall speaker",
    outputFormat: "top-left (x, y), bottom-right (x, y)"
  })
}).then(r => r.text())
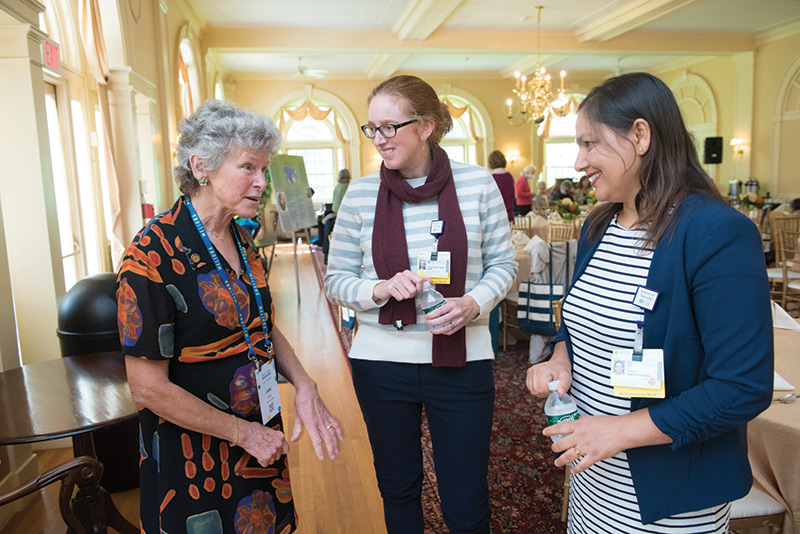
top-left (704, 137), bottom-right (723, 164)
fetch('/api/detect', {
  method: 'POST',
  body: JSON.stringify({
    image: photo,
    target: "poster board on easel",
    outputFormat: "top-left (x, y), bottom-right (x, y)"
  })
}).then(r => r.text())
top-left (268, 154), bottom-right (317, 232)
top-left (267, 154), bottom-right (318, 302)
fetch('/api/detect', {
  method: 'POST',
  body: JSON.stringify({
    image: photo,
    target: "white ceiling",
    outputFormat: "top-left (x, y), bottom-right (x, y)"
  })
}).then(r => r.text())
top-left (190, 0), bottom-right (800, 81)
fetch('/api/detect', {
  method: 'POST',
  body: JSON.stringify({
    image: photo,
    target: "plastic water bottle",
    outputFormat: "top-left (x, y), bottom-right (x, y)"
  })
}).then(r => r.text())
top-left (544, 380), bottom-right (579, 442)
top-left (417, 281), bottom-right (449, 329)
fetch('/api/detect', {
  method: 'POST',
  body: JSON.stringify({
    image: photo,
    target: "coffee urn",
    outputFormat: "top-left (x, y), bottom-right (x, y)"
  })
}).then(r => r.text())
top-left (744, 178), bottom-right (759, 195)
top-left (728, 180), bottom-right (742, 198)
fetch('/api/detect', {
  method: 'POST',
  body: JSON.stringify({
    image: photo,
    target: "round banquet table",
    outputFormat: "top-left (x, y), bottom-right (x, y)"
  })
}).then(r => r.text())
top-left (0, 351), bottom-right (138, 534)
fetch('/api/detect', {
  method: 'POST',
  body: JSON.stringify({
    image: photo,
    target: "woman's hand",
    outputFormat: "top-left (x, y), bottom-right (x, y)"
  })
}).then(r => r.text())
top-left (239, 419), bottom-right (290, 467)
top-left (526, 341), bottom-right (572, 397)
top-left (424, 295), bottom-right (480, 335)
top-left (289, 382), bottom-right (343, 460)
top-left (545, 415), bottom-right (629, 474)
top-left (372, 270), bottom-right (428, 303)
top-left (546, 409), bottom-right (672, 474)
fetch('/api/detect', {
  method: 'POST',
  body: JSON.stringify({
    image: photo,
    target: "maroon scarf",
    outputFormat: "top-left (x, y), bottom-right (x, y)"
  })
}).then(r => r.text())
top-left (372, 146), bottom-right (468, 367)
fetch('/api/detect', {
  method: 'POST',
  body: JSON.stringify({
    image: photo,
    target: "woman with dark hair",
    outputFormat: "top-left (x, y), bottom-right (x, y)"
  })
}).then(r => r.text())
top-left (574, 174), bottom-right (592, 204)
top-left (118, 100), bottom-right (342, 534)
top-left (325, 75), bottom-right (517, 534)
top-left (488, 149), bottom-right (516, 222)
top-left (525, 73), bottom-right (772, 532)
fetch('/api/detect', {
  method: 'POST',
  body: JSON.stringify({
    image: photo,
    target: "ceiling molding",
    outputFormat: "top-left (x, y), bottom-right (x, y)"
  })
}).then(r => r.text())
top-left (364, 53), bottom-right (411, 79)
top-left (173, 0), bottom-right (206, 35)
top-left (500, 54), bottom-right (559, 79)
top-left (392, 0), bottom-right (464, 41)
top-left (648, 55), bottom-right (714, 76)
top-left (0, 0), bottom-right (45, 25)
top-left (756, 20), bottom-right (800, 46)
top-left (576, 0), bottom-right (698, 43)
top-left (204, 28), bottom-right (754, 56)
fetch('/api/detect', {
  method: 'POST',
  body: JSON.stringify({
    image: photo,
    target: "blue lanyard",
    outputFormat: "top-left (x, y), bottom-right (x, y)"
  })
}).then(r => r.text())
top-left (184, 196), bottom-right (273, 361)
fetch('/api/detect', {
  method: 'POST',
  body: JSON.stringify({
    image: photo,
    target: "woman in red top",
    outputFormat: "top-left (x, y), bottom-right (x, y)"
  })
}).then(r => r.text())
top-left (514, 164), bottom-right (535, 215)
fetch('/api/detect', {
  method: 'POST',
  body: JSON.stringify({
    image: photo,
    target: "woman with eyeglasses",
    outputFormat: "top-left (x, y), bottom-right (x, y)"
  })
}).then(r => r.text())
top-left (324, 75), bottom-right (517, 534)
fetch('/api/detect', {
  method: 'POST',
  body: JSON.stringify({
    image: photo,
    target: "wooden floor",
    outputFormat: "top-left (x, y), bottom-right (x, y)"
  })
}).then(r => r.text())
top-left (0, 243), bottom-right (386, 534)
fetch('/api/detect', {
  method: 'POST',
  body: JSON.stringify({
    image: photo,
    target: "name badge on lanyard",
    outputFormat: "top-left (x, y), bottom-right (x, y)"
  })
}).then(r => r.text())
top-left (417, 219), bottom-right (451, 284)
top-left (610, 322), bottom-right (665, 398)
top-left (256, 359), bottom-right (281, 424)
top-left (184, 196), bottom-right (280, 420)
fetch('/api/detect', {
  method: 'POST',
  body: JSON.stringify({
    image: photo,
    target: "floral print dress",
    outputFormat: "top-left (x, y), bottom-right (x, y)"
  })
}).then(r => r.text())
top-left (116, 197), bottom-right (296, 534)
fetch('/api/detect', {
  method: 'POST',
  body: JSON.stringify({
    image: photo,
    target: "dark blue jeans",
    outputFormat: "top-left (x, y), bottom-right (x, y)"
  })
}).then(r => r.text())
top-left (350, 358), bottom-right (494, 534)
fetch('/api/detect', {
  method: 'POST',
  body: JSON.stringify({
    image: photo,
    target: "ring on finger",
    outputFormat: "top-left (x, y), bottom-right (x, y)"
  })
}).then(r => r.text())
top-left (573, 447), bottom-right (582, 457)
top-left (326, 424), bottom-right (333, 429)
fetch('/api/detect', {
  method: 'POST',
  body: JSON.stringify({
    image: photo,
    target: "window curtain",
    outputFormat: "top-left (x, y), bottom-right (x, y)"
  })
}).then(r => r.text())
top-left (278, 99), bottom-right (350, 170)
top-left (78, 0), bottom-right (125, 268)
top-left (178, 55), bottom-right (194, 117)
top-left (539, 96), bottom-right (581, 140)
top-left (442, 98), bottom-right (484, 166)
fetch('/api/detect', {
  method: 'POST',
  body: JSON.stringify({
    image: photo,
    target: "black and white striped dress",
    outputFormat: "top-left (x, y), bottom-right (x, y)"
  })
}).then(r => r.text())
top-left (562, 218), bottom-right (730, 533)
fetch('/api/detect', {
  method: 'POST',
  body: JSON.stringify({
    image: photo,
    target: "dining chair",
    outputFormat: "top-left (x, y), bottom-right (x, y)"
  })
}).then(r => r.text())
top-left (512, 215), bottom-right (533, 237)
top-left (548, 222), bottom-right (575, 243)
top-left (729, 485), bottom-right (785, 533)
top-left (775, 228), bottom-right (800, 309)
top-left (769, 215), bottom-right (800, 304)
top-left (0, 455), bottom-right (103, 534)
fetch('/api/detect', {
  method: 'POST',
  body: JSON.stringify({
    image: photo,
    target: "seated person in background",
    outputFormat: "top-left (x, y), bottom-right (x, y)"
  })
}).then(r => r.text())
top-left (514, 164), bottom-right (535, 216)
top-left (531, 180), bottom-right (550, 208)
top-left (552, 179), bottom-right (575, 201)
top-left (575, 175), bottom-right (593, 204)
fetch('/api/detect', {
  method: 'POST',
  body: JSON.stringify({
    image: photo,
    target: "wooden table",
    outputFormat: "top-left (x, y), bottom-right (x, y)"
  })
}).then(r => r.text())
top-left (0, 351), bottom-right (138, 534)
top-left (748, 327), bottom-right (800, 534)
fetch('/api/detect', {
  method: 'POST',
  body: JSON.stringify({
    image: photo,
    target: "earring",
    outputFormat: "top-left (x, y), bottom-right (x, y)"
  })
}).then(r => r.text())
top-left (199, 176), bottom-right (208, 186)
top-left (638, 146), bottom-right (643, 154)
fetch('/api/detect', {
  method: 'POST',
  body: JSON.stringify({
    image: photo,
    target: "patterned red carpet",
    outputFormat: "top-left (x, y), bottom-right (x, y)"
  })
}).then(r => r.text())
top-left (312, 247), bottom-right (566, 533)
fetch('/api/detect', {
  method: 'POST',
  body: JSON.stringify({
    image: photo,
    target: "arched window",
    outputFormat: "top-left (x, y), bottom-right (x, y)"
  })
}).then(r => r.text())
top-left (441, 103), bottom-right (476, 164)
top-left (439, 91), bottom-right (492, 167)
top-left (178, 38), bottom-right (200, 117)
top-left (271, 89), bottom-right (360, 203)
top-left (284, 113), bottom-right (344, 203)
top-left (539, 98), bottom-right (584, 187)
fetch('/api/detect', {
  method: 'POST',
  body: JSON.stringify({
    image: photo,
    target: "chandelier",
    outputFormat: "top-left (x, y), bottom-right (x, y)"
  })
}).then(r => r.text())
top-left (506, 6), bottom-right (568, 126)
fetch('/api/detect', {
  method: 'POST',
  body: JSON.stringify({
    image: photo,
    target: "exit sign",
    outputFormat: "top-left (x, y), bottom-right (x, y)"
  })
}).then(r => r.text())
top-left (43, 39), bottom-right (60, 74)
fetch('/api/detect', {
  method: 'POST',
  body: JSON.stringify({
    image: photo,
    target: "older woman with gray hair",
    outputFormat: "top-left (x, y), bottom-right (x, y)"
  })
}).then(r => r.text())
top-left (117, 99), bottom-right (341, 534)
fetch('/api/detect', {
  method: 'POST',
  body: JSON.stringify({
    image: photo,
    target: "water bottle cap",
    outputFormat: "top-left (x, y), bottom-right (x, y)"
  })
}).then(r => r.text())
top-left (548, 379), bottom-right (560, 391)
top-left (422, 280), bottom-right (432, 290)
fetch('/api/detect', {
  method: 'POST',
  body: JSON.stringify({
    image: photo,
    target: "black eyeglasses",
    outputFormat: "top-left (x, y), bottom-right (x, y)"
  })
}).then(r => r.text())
top-left (360, 119), bottom-right (418, 139)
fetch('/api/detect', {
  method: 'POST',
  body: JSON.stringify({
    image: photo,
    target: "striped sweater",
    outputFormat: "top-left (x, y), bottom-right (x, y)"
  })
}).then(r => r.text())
top-left (323, 160), bottom-right (518, 364)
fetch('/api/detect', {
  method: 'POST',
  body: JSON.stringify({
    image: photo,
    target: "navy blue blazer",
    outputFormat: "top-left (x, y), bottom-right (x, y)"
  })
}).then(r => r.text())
top-left (554, 193), bottom-right (773, 524)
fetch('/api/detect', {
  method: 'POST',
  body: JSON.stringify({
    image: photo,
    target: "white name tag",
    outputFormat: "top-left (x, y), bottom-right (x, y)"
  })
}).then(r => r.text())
top-left (256, 359), bottom-right (281, 424)
top-left (417, 251), bottom-right (451, 284)
top-left (610, 348), bottom-right (666, 398)
top-left (633, 286), bottom-right (659, 311)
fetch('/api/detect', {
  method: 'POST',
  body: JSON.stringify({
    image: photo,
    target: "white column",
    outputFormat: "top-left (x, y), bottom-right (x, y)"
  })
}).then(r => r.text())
top-left (0, 4), bottom-right (53, 526)
top-left (107, 67), bottom-right (144, 245)
top-left (732, 52), bottom-right (755, 181)
top-left (0, 15), bottom-right (64, 365)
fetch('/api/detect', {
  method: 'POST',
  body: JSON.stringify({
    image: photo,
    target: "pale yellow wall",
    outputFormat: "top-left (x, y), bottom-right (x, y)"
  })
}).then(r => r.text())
top-left (660, 57), bottom-right (737, 188)
top-left (753, 31), bottom-right (800, 197)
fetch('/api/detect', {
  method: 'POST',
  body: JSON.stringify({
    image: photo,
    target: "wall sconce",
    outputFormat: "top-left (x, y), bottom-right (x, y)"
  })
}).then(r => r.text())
top-left (730, 138), bottom-right (746, 157)
top-left (506, 149), bottom-right (519, 166)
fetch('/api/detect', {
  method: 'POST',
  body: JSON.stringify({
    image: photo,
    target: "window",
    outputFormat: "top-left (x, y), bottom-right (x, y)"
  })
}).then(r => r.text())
top-left (540, 112), bottom-right (582, 187)
top-left (284, 115), bottom-right (344, 203)
top-left (442, 109), bottom-right (476, 165)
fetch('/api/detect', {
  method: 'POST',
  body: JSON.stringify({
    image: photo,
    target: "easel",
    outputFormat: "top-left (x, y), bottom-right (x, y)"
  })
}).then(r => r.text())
top-left (290, 226), bottom-right (317, 303)
top-left (257, 211), bottom-right (280, 285)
